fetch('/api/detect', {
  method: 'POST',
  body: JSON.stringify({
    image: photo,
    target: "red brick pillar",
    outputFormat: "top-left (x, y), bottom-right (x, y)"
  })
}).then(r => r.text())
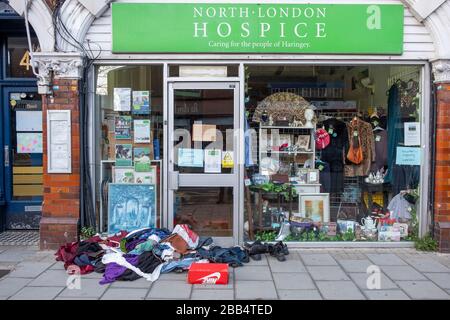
top-left (39, 79), bottom-right (80, 250)
top-left (433, 61), bottom-right (450, 253)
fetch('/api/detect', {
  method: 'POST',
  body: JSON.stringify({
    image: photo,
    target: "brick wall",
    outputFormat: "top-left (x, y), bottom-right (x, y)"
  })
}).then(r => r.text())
top-left (434, 83), bottom-right (450, 253)
top-left (40, 79), bottom-right (80, 250)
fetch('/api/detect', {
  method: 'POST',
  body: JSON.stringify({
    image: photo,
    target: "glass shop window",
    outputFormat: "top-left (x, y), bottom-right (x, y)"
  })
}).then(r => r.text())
top-left (6, 37), bottom-right (40, 78)
top-left (95, 65), bottom-right (164, 233)
top-left (243, 65), bottom-right (422, 243)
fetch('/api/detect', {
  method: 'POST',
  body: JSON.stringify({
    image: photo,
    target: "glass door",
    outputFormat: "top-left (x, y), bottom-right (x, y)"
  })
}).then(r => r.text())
top-left (168, 82), bottom-right (239, 245)
top-left (2, 88), bottom-right (43, 229)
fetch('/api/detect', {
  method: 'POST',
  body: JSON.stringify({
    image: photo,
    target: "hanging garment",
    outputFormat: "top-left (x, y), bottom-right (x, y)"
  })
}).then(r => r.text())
top-left (321, 118), bottom-right (348, 193)
top-left (244, 112), bottom-right (254, 167)
top-left (391, 165), bottom-right (420, 195)
top-left (385, 84), bottom-right (403, 183)
top-left (344, 118), bottom-right (376, 177)
top-left (371, 129), bottom-right (388, 171)
top-left (316, 160), bottom-right (331, 193)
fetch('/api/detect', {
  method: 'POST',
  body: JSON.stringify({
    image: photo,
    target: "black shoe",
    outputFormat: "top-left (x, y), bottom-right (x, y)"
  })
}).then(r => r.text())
top-left (277, 241), bottom-right (289, 255)
top-left (268, 243), bottom-right (287, 262)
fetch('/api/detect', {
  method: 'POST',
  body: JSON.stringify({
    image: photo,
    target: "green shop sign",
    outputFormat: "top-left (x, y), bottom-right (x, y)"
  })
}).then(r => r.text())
top-left (112, 3), bottom-right (404, 54)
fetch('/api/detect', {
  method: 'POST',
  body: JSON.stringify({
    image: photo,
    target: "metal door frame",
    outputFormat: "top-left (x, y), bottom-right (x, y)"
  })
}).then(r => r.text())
top-left (2, 86), bottom-right (41, 230)
top-left (167, 81), bottom-right (241, 245)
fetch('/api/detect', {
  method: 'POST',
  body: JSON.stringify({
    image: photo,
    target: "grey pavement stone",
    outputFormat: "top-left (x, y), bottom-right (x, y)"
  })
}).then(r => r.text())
top-left (49, 262), bottom-right (65, 270)
top-left (191, 289), bottom-right (234, 300)
top-left (28, 269), bottom-right (69, 287)
top-left (307, 266), bottom-right (350, 281)
top-left (267, 257), bottom-right (306, 273)
top-left (405, 258), bottom-right (450, 273)
top-left (7, 261), bottom-right (54, 278)
top-left (235, 281), bottom-right (278, 300)
top-left (235, 266), bottom-right (272, 281)
top-left (110, 277), bottom-right (154, 289)
top-left (0, 248), bottom-right (38, 263)
top-left (246, 255), bottom-right (268, 266)
top-left (424, 273), bottom-right (450, 289)
top-left (57, 279), bottom-right (109, 298)
top-left (316, 281), bottom-right (365, 300)
top-left (278, 289), bottom-right (322, 300)
top-left (9, 286), bottom-right (63, 300)
top-left (348, 273), bottom-right (398, 290)
top-left (55, 297), bottom-right (98, 300)
top-left (194, 281), bottom-right (233, 290)
top-left (381, 266), bottom-right (427, 281)
top-left (367, 254), bottom-right (408, 266)
top-left (158, 272), bottom-right (190, 281)
top-left (363, 290), bottom-right (410, 300)
top-left (301, 254), bottom-right (338, 266)
top-left (101, 288), bottom-right (147, 300)
top-left (396, 281), bottom-right (450, 300)
top-left (0, 277), bottom-right (32, 298)
top-left (273, 273), bottom-right (315, 290)
top-left (338, 259), bottom-right (374, 273)
top-left (147, 280), bottom-right (192, 299)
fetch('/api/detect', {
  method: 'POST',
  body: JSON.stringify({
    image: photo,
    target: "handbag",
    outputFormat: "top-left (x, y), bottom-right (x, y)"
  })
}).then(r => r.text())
top-left (347, 133), bottom-right (363, 164)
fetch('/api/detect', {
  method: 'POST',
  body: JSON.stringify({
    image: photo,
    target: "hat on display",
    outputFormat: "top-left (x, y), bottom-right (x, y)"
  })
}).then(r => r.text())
top-left (315, 128), bottom-right (330, 150)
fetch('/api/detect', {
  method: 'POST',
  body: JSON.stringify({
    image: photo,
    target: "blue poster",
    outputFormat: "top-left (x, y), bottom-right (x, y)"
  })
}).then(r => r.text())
top-left (178, 148), bottom-right (204, 167)
top-left (396, 147), bottom-right (421, 166)
top-left (108, 184), bottom-right (156, 234)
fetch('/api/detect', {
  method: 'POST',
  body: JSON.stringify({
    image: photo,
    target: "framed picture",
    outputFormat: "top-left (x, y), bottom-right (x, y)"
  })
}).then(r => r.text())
top-left (299, 193), bottom-right (330, 223)
top-left (108, 184), bottom-right (157, 234)
top-left (307, 169), bottom-right (320, 184)
top-left (296, 135), bottom-right (311, 150)
top-left (296, 168), bottom-right (309, 184)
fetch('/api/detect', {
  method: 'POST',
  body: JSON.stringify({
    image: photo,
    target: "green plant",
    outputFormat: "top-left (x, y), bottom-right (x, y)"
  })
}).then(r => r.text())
top-left (80, 226), bottom-right (96, 240)
top-left (251, 182), bottom-right (297, 201)
top-left (254, 231), bottom-right (277, 242)
top-left (414, 233), bottom-right (438, 251)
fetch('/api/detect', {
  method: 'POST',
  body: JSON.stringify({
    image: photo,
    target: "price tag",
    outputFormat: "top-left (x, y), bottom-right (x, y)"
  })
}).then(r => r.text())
top-left (376, 135), bottom-right (381, 142)
top-left (353, 131), bottom-right (358, 137)
top-left (244, 178), bottom-right (251, 186)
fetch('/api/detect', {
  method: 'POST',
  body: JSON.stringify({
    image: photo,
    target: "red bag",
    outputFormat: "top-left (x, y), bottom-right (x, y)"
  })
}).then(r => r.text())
top-left (188, 263), bottom-right (229, 285)
top-left (315, 128), bottom-right (330, 150)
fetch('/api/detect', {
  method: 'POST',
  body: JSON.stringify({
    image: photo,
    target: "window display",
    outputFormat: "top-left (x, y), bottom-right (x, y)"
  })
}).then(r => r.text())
top-left (96, 65), bottom-right (163, 232)
top-left (244, 65), bottom-right (422, 243)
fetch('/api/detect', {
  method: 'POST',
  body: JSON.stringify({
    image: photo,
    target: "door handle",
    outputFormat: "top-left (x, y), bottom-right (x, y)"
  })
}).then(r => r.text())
top-left (169, 171), bottom-right (179, 191)
top-left (4, 146), bottom-right (9, 167)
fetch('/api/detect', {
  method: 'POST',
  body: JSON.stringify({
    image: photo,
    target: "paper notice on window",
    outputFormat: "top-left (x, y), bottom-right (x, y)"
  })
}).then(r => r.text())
top-left (396, 147), bottom-right (421, 166)
top-left (113, 88), bottom-right (131, 111)
top-left (134, 120), bottom-right (151, 143)
top-left (178, 148), bottom-right (204, 167)
top-left (204, 149), bottom-right (221, 173)
top-left (222, 151), bottom-right (234, 169)
top-left (193, 123), bottom-right (217, 141)
top-left (404, 122), bottom-right (420, 146)
top-left (16, 111), bottom-right (42, 132)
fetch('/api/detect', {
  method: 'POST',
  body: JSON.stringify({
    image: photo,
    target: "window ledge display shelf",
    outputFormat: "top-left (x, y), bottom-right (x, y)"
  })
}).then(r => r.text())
top-left (248, 241), bottom-right (414, 248)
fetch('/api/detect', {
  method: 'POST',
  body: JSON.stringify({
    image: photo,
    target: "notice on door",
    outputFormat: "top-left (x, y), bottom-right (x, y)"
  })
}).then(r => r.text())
top-left (222, 151), bottom-right (234, 169)
top-left (204, 149), bottom-right (221, 173)
top-left (193, 123), bottom-right (217, 142)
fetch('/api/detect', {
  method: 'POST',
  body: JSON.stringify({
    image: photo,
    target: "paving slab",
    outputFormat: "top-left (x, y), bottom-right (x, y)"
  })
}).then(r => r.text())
top-left (235, 266), bottom-right (272, 281)
top-left (380, 266), bottom-right (427, 281)
top-left (338, 259), bottom-right (374, 273)
top-left (100, 288), bottom-right (148, 300)
top-left (57, 279), bottom-right (109, 298)
top-left (191, 289), bottom-right (234, 300)
top-left (235, 281), bottom-right (278, 300)
top-left (267, 258), bottom-right (306, 273)
top-left (246, 255), bottom-right (269, 266)
top-left (363, 290), bottom-right (410, 300)
top-left (158, 272), bottom-right (190, 281)
top-left (0, 277), bottom-right (32, 298)
top-left (366, 254), bottom-right (408, 266)
top-left (396, 281), bottom-right (450, 300)
top-left (278, 289), bottom-right (322, 300)
top-left (307, 266), bottom-right (350, 281)
top-left (423, 273), bottom-right (450, 289)
top-left (147, 280), bottom-right (192, 299)
top-left (28, 269), bottom-right (69, 287)
top-left (348, 273), bottom-right (398, 290)
top-left (301, 254), bottom-right (338, 266)
top-left (49, 262), bottom-right (66, 270)
top-left (9, 286), bottom-right (63, 300)
top-left (7, 261), bottom-right (54, 278)
top-left (273, 273), bottom-right (315, 290)
top-left (0, 248), bottom-right (39, 263)
top-left (316, 281), bottom-right (365, 300)
top-left (110, 277), bottom-right (154, 289)
top-left (405, 258), bottom-right (450, 273)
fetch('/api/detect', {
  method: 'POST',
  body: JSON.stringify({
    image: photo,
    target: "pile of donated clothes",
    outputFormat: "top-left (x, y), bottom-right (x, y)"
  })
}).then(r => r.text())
top-left (55, 224), bottom-right (289, 285)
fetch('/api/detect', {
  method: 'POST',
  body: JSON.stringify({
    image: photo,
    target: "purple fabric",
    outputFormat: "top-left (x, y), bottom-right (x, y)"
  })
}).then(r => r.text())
top-left (125, 239), bottom-right (146, 252)
top-left (99, 254), bottom-right (139, 285)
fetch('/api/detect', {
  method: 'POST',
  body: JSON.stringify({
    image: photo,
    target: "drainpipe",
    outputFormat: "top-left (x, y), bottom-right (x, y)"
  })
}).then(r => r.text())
top-left (429, 67), bottom-right (437, 237)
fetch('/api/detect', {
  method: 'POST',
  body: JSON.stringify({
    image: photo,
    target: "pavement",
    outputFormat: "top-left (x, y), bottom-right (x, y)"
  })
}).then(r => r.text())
top-left (0, 246), bottom-right (450, 300)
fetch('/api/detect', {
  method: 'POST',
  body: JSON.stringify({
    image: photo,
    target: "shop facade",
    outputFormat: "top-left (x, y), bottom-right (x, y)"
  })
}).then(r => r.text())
top-left (7, 0), bottom-right (450, 252)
